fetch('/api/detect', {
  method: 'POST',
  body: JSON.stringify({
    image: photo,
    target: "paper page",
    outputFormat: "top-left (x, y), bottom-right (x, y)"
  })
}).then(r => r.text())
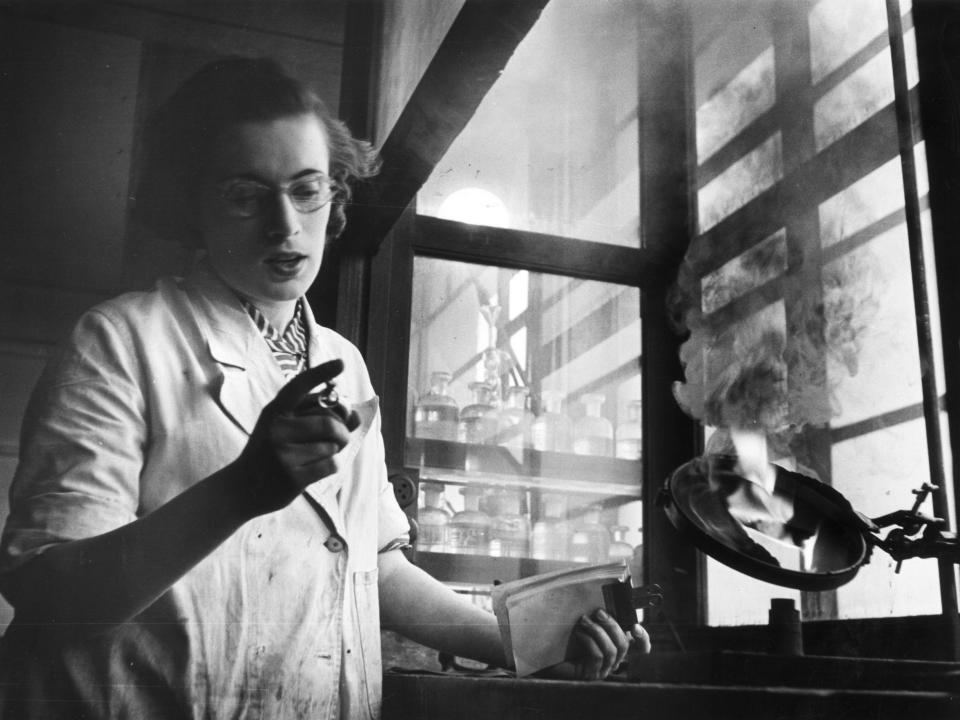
top-left (491, 562), bottom-right (629, 676)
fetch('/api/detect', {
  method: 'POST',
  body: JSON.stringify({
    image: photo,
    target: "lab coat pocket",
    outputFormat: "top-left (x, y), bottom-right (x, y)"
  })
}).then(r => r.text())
top-left (353, 568), bottom-right (381, 718)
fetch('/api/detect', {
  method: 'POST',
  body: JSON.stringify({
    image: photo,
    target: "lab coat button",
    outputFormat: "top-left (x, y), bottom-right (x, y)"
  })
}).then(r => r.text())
top-left (324, 535), bottom-right (345, 553)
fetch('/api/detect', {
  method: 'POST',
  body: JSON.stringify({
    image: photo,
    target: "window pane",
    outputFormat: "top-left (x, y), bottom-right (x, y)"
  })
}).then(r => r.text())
top-left (409, 257), bottom-right (641, 443)
top-left (832, 420), bottom-right (941, 618)
top-left (814, 48), bottom-right (894, 152)
top-left (818, 155), bottom-right (905, 249)
top-left (707, 558), bottom-right (801, 626)
top-left (698, 132), bottom-right (783, 232)
top-left (697, 47), bottom-right (776, 163)
top-left (407, 256), bottom-right (643, 568)
top-left (416, 0), bottom-right (640, 247)
top-left (701, 229), bottom-right (787, 314)
top-left (822, 228), bottom-right (915, 429)
top-left (809, 0), bottom-right (888, 84)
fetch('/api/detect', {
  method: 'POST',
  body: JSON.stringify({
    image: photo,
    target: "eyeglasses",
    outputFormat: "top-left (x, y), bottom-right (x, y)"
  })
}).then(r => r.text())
top-left (216, 173), bottom-right (335, 218)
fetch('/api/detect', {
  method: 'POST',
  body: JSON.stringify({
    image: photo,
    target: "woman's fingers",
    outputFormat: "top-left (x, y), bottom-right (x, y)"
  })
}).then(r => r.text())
top-left (570, 619), bottom-right (603, 680)
top-left (271, 359), bottom-right (344, 414)
top-left (287, 455), bottom-right (342, 487)
top-left (568, 611), bottom-right (651, 681)
top-left (571, 610), bottom-right (622, 680)
top-left (270, 413), bottom-right (352, 447)
top-left (267, 414), bottom-right (352, 488)
top-left (630, 623), bottom-right (651, 655)
top-left (275, 442), bottom-right (344, 469)
top-left (592, 608), bottom-right (631, 670)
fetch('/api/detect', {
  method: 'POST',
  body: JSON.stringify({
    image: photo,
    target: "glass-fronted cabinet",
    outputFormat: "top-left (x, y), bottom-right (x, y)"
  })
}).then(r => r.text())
top-left (364, 0), bottom-right (698, 625)
top-left (404, 257), bottom-right (644, 587)
top-left (366, 0), bottom-right (960, 661)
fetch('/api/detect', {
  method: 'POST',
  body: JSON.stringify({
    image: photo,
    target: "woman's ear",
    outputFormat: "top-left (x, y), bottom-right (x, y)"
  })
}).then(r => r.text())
top-left (325, 205), bottom-right (346, 241)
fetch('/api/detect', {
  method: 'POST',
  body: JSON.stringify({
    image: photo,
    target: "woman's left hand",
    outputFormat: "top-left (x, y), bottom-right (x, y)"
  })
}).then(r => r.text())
top-left (564, 608), bottom-right (651, 681)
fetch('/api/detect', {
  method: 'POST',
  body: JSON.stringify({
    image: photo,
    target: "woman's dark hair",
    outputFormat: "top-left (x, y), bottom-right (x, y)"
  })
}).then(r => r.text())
top-left (133, 56), bottom-right (380, 247)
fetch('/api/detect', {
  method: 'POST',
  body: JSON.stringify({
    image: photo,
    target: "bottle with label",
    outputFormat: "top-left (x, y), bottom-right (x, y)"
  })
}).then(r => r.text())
top-left (573, 393), bottom-right (613, 457)
top-left (608, 525), bottom-right (634, 562)
top-left (418, 481), bottom-right (451, 553)
top-left (531, 390), bottom-right (573, 452)
top-left (489, 488), bottom-right (531, 558)
top-left (447, 486), bottom-right (491, 555)
top-left (570, 504), bottom-right (611, 563)
top-left (498, 385), bottom-right (534, 450)
top-left (531, 492), bottom-right (571, 560)
top-left (413, 371), bottom-right (459, 441)
top-left (615, 399), bottom-right (643, 460)
top-left (458, 382), bottom-right (499, 445)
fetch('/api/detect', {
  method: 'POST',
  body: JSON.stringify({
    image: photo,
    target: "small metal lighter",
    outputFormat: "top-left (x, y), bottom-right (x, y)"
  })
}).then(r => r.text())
top-left (601, 581), bottom-right (664, 630)
top-left (294, 380), bottom-right (360, 431)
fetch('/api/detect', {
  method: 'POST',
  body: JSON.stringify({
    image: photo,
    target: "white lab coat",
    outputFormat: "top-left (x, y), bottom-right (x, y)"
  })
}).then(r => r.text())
top-left (0, 262), bottom-right (409, 719)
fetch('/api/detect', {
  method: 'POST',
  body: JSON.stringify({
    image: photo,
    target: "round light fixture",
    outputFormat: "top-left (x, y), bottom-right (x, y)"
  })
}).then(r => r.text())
top-left (437, 187), bottom-right (510, 227)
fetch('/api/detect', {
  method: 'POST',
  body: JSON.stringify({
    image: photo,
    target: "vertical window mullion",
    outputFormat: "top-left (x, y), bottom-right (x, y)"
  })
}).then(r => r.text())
top-left (772, 0), bottom-right (839, 623)
top-left (885, 0), bottom-right (960, 652)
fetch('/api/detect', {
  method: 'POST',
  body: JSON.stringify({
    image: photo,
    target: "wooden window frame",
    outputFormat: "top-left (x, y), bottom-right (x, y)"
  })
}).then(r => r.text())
top-left (337, 0), bottom-right (960, 656)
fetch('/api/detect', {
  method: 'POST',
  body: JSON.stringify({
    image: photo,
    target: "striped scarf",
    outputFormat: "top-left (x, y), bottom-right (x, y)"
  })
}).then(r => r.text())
top-left (242, 298), bottom-right (308, 378)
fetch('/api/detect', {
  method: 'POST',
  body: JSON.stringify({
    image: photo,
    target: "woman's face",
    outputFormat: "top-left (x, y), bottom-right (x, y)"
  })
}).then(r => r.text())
top-left (200, 113), bottom-right (332, 315)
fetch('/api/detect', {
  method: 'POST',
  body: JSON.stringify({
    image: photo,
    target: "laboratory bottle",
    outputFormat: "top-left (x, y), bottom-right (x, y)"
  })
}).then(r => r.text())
top-left (609, 525), bottom-right (634, 562)
top-left (629, 536), bottom-right (644, 584)
top-left (615, 399), bottom-right (643, 460)
top-left (531, 390), bottom-right (573, 452)
top-left (498, 385), bottom-right (534, 450)
top-left (570, 504), bottom-right (611, 563)
top-left (417, 481), bottom-right (451, 553)
top-left (573, 393), bottom-right (613, 457)
top-left (531, 492), bottom-right (571, 560)
top-left (413, 371), bottom-right (459, 441)
top-left (447, 486), bottom-right (491, 555)
top-left (489, 488), bottom-right (531, 558)
top-left (458, 382), bottom-right (499, 445)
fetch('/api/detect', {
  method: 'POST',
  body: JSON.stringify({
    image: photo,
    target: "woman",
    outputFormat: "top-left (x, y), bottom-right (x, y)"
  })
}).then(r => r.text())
top-left (0, 57), bottom-right (646, 719)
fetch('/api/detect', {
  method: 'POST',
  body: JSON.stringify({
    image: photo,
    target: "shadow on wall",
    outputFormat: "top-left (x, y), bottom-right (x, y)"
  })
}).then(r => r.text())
top-left (0, 345), bottom-right (49, 633)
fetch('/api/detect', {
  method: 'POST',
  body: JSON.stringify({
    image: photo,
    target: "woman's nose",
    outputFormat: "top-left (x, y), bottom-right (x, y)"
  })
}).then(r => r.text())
top-left (264, 192), bottom-right (301, 242)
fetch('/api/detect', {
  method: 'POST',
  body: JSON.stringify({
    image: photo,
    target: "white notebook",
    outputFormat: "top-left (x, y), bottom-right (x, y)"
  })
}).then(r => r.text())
top-left (491, 561), bottom-right (630, 676)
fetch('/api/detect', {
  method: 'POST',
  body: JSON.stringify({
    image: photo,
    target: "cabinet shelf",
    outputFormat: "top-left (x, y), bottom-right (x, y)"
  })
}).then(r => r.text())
top-left (404, 438), bottom-right (642, 498)
top-left (411, 550), bottom-right (586, 585)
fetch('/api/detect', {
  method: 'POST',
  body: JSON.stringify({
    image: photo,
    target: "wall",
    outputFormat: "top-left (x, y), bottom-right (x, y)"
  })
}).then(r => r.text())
top-left (375, 0), bottom-right (464, 145)
top-left (0, 1), bottom-right (348, 631)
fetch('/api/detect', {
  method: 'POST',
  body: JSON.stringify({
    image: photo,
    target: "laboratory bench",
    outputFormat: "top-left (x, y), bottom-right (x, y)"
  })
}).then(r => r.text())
top-left (382, 650), bottom-right (960, 720)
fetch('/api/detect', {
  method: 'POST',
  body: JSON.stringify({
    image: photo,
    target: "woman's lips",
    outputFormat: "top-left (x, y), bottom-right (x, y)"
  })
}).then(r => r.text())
top-left (264, 254), bottom-right (307, 278)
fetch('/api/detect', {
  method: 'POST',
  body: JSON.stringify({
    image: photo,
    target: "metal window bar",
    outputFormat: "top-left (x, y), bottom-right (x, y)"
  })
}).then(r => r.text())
top-left (885, 0), bottom-right (960, 659)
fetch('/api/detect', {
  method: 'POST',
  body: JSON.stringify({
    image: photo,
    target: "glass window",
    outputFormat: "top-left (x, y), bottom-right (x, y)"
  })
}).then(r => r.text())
top-left (813, 48), bottom-right (894, 152)
top-left (698, 133), bottom-right (783, 233)
top-left (808, 0), bottom-right (888, 84)
top-left (701, 229), bottom-right (787, 315)
top-left (697, 47), bottom-right (776, 163)
top-left (406, 256), bottom-right (643, 572)
top-left (832, 419), bottom-right (942, 618)
top-left (686, 0), bottom-right (950, 625)
top-left (416, 0), bottom-right (641, 247)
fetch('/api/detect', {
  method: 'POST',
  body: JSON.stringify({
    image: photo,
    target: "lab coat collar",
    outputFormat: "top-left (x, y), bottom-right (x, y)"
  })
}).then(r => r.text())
top-left (183, 260), bottom-right (287, 435)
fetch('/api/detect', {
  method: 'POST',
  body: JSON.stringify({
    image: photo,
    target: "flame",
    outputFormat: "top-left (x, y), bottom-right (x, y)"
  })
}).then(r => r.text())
top-left (729, 427), bottom-right (776, 494)
top-left (700, 427), bottom-right (821, 570)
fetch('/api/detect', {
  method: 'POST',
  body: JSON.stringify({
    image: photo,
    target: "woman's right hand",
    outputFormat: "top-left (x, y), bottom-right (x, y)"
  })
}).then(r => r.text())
top-left (237, 359), bottom-right (360, 515)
